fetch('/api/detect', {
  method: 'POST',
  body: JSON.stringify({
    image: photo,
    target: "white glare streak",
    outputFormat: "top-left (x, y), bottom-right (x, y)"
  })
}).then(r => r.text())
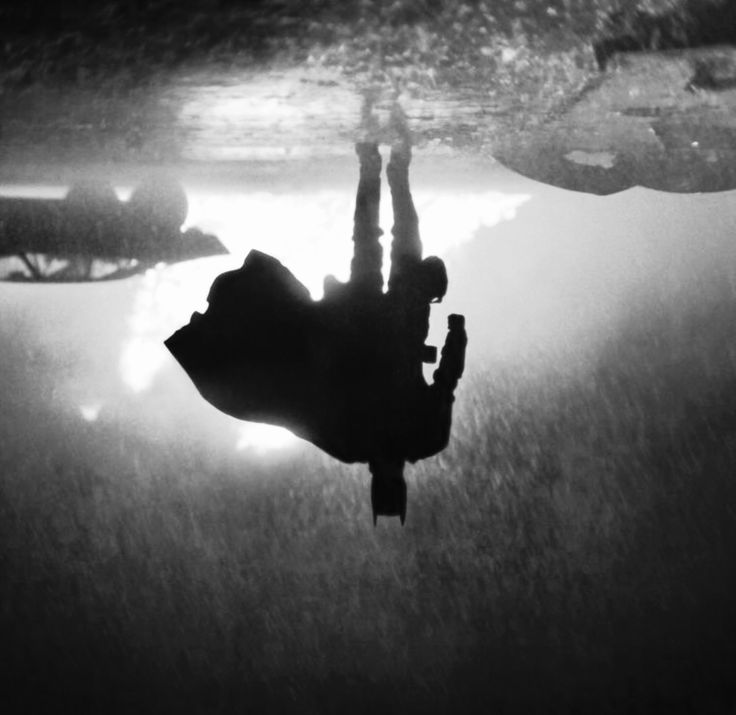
top-left (180, 189), bottom-right (531, 297)
top-left (236, 423), bottom-right (298, 452)
top-left (176, 74), bottom-right (360, 161)
top-left (79, 404), bottom-right (102, 422)
top-left (119, 258), bottom-right (234, 393)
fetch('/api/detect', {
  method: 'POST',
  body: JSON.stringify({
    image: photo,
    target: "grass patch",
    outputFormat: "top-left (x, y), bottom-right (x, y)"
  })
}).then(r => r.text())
top-left (2, 265), bottom-right (736, 712)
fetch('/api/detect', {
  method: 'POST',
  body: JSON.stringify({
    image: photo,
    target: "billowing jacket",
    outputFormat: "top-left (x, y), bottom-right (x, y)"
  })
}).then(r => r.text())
top-left (165, 250), bottom-right (466, 464)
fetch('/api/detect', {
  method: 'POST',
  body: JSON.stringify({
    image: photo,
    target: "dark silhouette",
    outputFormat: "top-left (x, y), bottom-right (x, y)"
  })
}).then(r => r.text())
top-left (593, 0), bottom-right (736, 72)
top-left (0, 178), bottom-right (227, 282)
top-left (165, 106), bottom-right (466, 525)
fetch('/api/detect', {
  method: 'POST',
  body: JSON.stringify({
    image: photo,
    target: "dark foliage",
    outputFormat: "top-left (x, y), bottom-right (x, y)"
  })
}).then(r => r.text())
top-left (0, 0), bottom-right (608, 89)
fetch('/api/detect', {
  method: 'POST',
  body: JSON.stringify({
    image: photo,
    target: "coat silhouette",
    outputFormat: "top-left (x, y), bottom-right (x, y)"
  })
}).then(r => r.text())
top-left (165, 136), bottom-right (466, 524)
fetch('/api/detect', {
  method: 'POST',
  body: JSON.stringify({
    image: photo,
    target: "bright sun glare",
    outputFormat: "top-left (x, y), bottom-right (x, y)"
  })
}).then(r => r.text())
top-left (118, 186), bottom-right (529, 451)
top-left (236, 422), bottom-right (299, 452)
top-left (0, 181), bottom-right (528, 453)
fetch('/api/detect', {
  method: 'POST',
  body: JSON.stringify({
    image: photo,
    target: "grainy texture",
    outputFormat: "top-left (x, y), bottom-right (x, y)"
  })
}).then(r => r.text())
top-left (2, 251), bottom-right (736, 713)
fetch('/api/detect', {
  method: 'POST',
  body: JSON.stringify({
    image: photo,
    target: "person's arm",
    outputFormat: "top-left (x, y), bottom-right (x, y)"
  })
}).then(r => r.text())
top-left (432, 314), bottom-right (466, 394)
top-left (407, 314), bottom-right (467, 462)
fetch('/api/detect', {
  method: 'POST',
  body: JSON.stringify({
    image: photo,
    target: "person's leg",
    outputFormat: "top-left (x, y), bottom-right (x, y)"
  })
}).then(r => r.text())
top-left (350, 142), bottom-right (384, 294)
top-left (386, 106), bottom-right (421, 293)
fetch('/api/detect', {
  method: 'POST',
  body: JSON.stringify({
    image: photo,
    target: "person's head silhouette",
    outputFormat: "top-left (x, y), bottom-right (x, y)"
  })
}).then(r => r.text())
top-left (369, 458), bottom-right (407, 525)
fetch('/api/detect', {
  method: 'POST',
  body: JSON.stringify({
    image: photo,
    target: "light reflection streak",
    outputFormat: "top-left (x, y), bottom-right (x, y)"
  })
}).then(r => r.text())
top-left (236, 423), bottom-right (299, 453)
top-left (175, 73), bottom-right (360, 161)
top-left (79, 403), bottom-right (102, 422)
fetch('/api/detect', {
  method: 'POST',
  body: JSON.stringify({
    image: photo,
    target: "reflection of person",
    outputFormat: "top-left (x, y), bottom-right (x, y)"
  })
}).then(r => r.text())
top-left (165, 105), bottom-right (466, 525)
top-left (317, 114), bottom-right (466, 524)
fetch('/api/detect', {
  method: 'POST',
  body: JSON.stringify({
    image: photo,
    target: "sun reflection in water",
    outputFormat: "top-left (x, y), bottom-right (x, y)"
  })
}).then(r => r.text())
top-left (236, 423), bottom-right (300, 453)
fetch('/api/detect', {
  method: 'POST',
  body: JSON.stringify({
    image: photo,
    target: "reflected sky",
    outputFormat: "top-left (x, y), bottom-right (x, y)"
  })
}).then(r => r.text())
top-left (2, 161), bottom-right (736, 459)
